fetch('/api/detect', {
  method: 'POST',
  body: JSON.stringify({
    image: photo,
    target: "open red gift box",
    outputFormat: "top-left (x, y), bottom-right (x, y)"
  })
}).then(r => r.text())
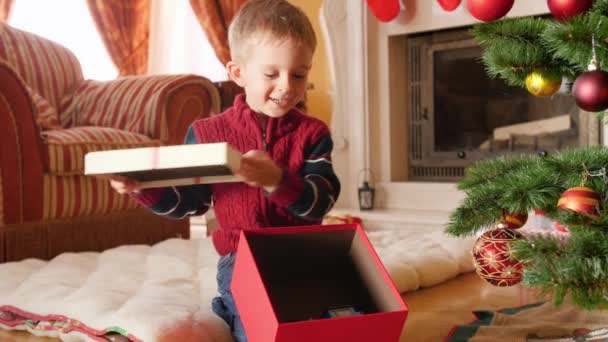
top-left (232, 223), bottom-right (408, 342)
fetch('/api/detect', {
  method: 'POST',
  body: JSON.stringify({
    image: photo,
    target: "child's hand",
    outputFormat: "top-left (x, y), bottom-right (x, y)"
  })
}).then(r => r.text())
top-left (235, 150), bottom-right (283, 192)
top-left (109, 175), bottom-right (141, 194)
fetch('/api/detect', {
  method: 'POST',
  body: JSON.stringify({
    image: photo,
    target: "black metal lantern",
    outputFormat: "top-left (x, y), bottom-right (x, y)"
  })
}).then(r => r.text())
top-left (358, 169), bottom-right (375, 210)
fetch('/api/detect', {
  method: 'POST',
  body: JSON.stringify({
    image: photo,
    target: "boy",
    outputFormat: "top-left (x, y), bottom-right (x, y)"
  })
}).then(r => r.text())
top-left (109, 0), bottom-right (340, 341)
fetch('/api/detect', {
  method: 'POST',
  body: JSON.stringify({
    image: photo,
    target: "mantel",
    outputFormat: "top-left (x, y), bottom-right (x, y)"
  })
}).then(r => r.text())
top-left (379, 1), bottom-right (548, 36)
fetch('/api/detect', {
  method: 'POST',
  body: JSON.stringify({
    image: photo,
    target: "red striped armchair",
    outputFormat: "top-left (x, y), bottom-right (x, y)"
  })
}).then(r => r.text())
top-left (0, 23), bottom-right (222, 262)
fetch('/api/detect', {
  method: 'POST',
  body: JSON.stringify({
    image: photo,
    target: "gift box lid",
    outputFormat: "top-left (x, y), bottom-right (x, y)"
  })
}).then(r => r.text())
top-left (84, 142), bottom-right (241, 188)
top-left (232, 224), bottom-right (408, 342)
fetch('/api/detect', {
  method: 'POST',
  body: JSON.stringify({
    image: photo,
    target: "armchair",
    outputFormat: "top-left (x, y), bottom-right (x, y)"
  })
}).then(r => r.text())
top-left (0, 23), bottom-right (221, 262)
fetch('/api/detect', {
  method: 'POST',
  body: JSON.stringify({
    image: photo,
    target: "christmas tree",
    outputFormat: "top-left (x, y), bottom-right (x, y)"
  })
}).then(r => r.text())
top-left (446, 0), bottom-right (608, 310)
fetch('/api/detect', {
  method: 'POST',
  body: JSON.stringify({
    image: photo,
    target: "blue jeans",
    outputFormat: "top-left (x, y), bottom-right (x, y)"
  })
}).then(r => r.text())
top-left (212, 253), bottom-right (248, 342)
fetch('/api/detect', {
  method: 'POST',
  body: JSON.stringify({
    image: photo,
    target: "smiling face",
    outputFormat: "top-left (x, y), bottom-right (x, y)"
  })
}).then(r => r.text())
top-left (227, 35), bottom-right (313, 118)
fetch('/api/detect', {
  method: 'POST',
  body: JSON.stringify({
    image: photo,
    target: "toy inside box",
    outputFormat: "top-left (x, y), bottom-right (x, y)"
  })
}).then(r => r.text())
top-left (84, 142), bottom-right (241, 188)
top-left (232, 224), bottom-right (408, 342)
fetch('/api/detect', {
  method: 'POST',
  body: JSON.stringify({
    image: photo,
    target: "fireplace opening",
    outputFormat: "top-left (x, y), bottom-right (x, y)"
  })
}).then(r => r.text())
top-left (407, 27), bottom-right (598, 182)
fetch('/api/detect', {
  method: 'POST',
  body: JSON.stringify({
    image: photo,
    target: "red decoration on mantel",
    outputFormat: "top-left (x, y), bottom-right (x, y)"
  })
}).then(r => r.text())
top-left (547, 0), bottom-right (593, 21)
top-left (366, 0), bottom-right (400, 22)
top-left (437, 0), bottom-right (462, 12)
top-left (466, 0), bottom-right (514, 22)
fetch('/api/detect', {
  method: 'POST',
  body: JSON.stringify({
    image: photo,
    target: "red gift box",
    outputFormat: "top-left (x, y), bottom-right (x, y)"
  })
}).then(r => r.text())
top-left (232, 224), bottom-right (408, 342)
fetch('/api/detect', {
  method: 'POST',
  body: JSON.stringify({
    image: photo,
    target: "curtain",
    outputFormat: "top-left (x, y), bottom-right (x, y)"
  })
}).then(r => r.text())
top-left (87, 0), bottom-right (150, 76)
top-left (0, 0), bottom-right (13, 22)
top-left (189, 0), bottom-right (247, 66)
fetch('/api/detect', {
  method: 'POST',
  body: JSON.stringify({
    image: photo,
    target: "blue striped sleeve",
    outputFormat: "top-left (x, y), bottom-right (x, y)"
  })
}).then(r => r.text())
top-left (267, 134), bottom-right (341, 221)
top-left (130, 125), bottom-right (213, 219)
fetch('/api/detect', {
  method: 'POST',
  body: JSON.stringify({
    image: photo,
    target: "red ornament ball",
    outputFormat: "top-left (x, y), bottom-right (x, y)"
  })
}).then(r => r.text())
top-left (557, 186), bottom-right (601, 219)
top-left (573, 69), bottom-right (608, 112)
top-left (473, 229), bottom-right (525, 287)
top-left (466, 0), bottom-right (514, 22)
top-left (437, 0), bottom-right (462, 12)
top-left (547, 0), bottom-right (593, 21)
top-left (496, 212), bottom-right (528, 229)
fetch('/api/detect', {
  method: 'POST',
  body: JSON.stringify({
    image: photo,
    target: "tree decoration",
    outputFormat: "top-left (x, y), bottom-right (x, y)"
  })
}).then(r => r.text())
top-left (496, 211), bottom-right (528, 229)
top-left (473, 228), bottom-right (525, 287)
top-left (573, 35), bottom-right (608, 112)
top-left (557, 186), bottom-right (601, 219)
top-left (437, 0), bottom-right (462, 12)
top-left (573, 69), bottom-right (608, 112)
top-left (525, 71), bottom-right (562, 97)
top-left (547, 0), bottom-right (594, 21)
top-left (557, 165), bottom-right (602, 219)
top-left (466, 0), bottom-right (514, 22)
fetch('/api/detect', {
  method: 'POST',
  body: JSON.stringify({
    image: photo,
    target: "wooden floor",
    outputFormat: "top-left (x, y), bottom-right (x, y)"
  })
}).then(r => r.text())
top-left (399, 272), bottom-right (526, 341)
top-left (0, 272), bottom-right (528, 342)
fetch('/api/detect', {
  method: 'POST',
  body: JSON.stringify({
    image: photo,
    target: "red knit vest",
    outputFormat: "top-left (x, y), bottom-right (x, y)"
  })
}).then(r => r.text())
top-left (192, 95), bottom-right (329, 255)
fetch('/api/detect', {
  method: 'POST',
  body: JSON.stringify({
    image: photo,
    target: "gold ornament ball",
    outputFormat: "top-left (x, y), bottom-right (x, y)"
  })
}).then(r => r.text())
top-left (525, 72), bottom-right (562, 97)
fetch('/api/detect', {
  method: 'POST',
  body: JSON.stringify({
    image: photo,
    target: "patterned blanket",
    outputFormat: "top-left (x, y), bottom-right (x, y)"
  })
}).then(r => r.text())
top-left (0, 229), bottom-right (475, 341)
top-left (446, 300), bottom-right (608, 342)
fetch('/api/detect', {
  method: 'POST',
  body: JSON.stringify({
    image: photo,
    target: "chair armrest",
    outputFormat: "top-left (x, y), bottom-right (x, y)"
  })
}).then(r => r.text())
top-left (65, 74), bottom-right (221, 144)
top-left (0, 62), bottom-right (45, 224)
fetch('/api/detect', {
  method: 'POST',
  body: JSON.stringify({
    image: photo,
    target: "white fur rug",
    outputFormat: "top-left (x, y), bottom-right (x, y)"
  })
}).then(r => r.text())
top-left (0, 229), bottom-right (475, 341)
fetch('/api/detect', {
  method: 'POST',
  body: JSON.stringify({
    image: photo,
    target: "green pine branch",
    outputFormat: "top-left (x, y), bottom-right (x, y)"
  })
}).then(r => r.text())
top-left (448, 146), bottom-right (608, 236)
top-left (513, 230), bottom-right (608, 309)
top-left (592, 0), bottom-right (608, 17)
top-left (542, 14), bottom-right (608, 74)
top-left (472, 17), bottom-right (563, 87)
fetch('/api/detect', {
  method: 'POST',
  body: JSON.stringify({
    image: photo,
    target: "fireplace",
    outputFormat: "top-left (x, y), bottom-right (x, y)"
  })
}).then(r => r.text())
top-left (320, 0), bottom-right (602, 215)
top-left (407, 27), bottom-right (598, 182)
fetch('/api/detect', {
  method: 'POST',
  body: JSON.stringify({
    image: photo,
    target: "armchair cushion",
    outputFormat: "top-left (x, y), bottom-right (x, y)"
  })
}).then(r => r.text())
top-left (26, 86), bottom-right (60, 131)
top-left (41, 127), bottom-right (160, 175)
top-left (60, 75), bottom-right (221, 140)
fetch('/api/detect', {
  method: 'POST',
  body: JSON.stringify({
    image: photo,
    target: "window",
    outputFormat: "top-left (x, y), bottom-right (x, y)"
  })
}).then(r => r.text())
top-left (10, 0), bottom-right (117, 80)
top-left (149, 0), bottom-right (228, 81)
top-left (10, 0), bottom-right (227, 82)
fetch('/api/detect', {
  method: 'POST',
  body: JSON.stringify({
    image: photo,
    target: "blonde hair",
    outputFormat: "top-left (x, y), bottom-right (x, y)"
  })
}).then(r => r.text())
top-left (228, 0), bottom-right (317, 61)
